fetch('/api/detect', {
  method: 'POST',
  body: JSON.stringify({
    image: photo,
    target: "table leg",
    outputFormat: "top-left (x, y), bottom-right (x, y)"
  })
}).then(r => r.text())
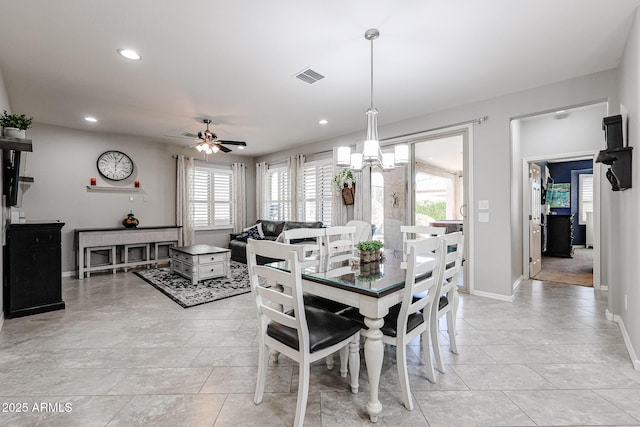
top-left (362, 316), bottom-right (384, 422)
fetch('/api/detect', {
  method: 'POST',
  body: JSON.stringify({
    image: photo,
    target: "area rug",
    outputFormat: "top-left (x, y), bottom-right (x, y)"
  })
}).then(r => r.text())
top-left (134, 261), bottom-right (250, 308)
top-left (533, 270), bottom-right (593, 287)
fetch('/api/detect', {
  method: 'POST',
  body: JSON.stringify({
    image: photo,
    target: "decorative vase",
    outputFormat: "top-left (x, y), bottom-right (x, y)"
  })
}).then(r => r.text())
top-left (342, 183), bottom-right (355, 205)
top-left (3, 127), bottom-right (25, 139)
top-left (122, 212), bottom-right (139, 228)
top-left (360, 249), bottom-right (377, 263)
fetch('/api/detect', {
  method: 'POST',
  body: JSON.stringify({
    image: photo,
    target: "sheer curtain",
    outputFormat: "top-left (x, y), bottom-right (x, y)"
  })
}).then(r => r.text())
top-left (354, 165), bottom-right (372, 223)
top-left (176, 155), bottom-right (195, 246)
top-left (331, 147), bottom-right (348, 226)
top-left (255, 162), bottom-right (268, 220)
top-left (288, 154), bottom-right (305, 220)
top-left (232, 162), bottom-right (246, 233)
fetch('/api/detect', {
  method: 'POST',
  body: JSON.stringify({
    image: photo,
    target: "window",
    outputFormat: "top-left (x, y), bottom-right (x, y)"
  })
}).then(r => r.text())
top-left (191, 164), bottom-right (233, 229)
top-left (300, 159), bottom-right (333, 225)
top-left (266, 164), bottom-right (290, 221)
top-left (579, 173), bottom-right (593, 225)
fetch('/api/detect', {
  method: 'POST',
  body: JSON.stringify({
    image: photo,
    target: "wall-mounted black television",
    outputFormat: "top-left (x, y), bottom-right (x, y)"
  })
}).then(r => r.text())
top-left (3, 149), bottom-right (22, 206)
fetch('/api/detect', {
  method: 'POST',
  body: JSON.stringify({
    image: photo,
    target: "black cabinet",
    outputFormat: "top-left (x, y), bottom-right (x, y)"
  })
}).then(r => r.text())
top-left (3, 222), bottom-right (65, 318)
top-left (545, 215), bottom-right (574, 258)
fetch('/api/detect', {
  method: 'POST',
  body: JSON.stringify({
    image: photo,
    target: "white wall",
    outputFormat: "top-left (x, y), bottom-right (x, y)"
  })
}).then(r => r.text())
top-left (256, 69), bottom-right (618, 300)
top-left (613, 8), bottom-right (640, 368)
top-left (21, 123), bottom-right (254, 274)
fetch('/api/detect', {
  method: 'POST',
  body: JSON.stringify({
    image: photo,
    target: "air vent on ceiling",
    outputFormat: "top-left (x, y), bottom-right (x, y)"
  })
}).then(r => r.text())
top-left (295, 68), bottom-right (325, 84)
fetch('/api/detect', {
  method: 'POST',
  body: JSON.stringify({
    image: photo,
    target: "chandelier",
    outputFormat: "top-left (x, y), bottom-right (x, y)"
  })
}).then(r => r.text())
top-left (336, 29), bottom-right (408, 171)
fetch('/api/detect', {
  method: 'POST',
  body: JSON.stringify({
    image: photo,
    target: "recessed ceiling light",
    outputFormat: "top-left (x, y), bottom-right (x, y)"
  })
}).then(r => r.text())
top-left (319, 119), bottom-right (328, 125)
top-left (117, 48), bottom-right (142, 61)
top-left (555, 110), bottom-right (566, 115)
top-left (84, 116), bottom-right (98, 122)
top-left (237, 146), bottom-right (245, 150)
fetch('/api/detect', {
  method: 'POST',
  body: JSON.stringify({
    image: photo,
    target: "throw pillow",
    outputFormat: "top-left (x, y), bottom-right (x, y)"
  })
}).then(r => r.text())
top-left (243, 223), bottom-right (265, 238)
top-left (236, 226), bottom-right (263, 242)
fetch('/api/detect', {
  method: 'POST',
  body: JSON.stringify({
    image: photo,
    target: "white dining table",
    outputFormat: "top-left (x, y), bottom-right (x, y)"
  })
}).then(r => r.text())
top-left (269, 250), bottom-right (429, 422)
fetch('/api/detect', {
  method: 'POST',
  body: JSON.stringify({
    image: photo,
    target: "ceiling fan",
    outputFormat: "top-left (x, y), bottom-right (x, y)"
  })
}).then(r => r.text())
top-left (184, 119), bottom-right (247, 154)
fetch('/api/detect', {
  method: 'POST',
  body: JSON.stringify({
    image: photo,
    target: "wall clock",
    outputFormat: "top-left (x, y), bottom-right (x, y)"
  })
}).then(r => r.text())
top-left (97, 150), bottom-right (134, 181)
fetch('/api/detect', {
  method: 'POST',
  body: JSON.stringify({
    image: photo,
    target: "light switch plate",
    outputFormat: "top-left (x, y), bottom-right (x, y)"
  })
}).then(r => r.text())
top-left (478, 212), bottom-right (490, 223)
top-left (479, 200), bottom-right (489, 210)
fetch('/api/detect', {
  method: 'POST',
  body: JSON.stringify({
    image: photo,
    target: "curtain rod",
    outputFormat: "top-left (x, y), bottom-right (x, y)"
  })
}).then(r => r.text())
top-left (171, 155), bottom-right (245, 167)
top-left (380, 115), bottom-right (489, 143)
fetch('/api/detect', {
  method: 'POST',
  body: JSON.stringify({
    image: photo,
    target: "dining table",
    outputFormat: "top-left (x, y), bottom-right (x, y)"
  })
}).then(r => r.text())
top-left (268, 249), bottom-right (433, 423)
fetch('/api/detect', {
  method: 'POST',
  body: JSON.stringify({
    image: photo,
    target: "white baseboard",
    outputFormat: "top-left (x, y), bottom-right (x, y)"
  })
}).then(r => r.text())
top-left (0, 312), bottom-right (4, 331)
top-left (512, 275), bottom-right (524, 292)
top-left (607, 309), bottom-right (640, 371)
top-left (62, 270), bottom-right (76, 278)
top-left (471, 289), bottom-right (515, 303)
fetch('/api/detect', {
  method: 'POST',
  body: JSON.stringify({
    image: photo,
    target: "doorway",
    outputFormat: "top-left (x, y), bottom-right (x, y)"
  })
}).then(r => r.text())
top-left (527, 157), bottom-right (595, 287)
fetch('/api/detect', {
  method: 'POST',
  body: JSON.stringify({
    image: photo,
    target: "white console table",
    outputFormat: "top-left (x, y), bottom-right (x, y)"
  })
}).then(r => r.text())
top-left (76, 226), bottom-right (181, 278)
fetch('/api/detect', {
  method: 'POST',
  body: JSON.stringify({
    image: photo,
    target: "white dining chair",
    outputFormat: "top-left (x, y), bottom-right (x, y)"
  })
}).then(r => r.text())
top-left (345, 220), bottom-right (373, 243)
top-left (282, 227), bottom-right (325, 266)
top-left (431, 231), bottom-right (464, 374)
top-left (324, 225), bottom-right (356, 263)
top-left (400, 225), bottom-right (446, 261)
top-left (338, 236), bottom-right (446, 410)
top-left (246, 239), bottom-right (361, 427)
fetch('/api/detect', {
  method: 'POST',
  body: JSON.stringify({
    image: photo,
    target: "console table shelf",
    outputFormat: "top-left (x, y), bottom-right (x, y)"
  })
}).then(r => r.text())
top-left (76, 226), bottom-right (180, 278)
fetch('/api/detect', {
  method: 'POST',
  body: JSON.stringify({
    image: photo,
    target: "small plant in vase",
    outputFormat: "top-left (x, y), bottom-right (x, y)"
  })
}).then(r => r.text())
top-left (0, 110), bottom-right (33, 139)
top-left (356, 240), bottom-right (384, 263)
top-left (122, 211), bottom-right (140, 228)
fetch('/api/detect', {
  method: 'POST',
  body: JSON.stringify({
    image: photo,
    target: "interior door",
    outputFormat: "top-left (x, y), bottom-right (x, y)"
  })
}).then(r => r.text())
top-left (529, 163), bottom-right (542, 277)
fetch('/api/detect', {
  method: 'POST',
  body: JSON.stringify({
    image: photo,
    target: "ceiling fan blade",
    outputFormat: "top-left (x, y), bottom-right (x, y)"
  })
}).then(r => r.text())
top-left (217, 140), bottom-right (247, 146)
top-left (182, 132), bottom-right (199, 138)
top-left (216, 144), bottom-right (232, 153)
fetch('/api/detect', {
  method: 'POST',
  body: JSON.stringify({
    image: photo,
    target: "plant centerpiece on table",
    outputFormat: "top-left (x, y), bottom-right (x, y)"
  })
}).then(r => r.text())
top-left (356, 240), bottom-right (383, 263)
top-left (0, 110), bottom-right (33, 139)
top-left (333, 169), bottom-right (356, 205)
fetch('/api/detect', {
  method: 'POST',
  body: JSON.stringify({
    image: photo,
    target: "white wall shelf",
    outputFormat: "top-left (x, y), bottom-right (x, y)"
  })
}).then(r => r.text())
top-left (86, 186), bottom-right (140, 193)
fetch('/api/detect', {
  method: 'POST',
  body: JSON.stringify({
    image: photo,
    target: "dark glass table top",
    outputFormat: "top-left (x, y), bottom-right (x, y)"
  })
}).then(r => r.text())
top-left (267, 250), bottom-right (434, 298)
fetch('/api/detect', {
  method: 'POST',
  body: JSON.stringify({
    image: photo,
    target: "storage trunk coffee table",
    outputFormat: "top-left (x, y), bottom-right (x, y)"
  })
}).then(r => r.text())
top-left (170, 244), bottom-right (231, 284)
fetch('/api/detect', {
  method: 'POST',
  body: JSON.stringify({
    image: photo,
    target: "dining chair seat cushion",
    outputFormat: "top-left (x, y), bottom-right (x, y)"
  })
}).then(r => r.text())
top-left (303, 293), bottom-right (351, 313)
top-left (267, 306), bottom-right (362, 353)
top-left (411, 294), bottom-right (449, 311)
top-left (338, 305), bottom-right (425, 337)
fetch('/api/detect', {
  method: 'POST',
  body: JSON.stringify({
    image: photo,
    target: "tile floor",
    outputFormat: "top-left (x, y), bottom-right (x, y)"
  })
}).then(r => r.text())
top-left (1, 272), bottom-right (639, 426)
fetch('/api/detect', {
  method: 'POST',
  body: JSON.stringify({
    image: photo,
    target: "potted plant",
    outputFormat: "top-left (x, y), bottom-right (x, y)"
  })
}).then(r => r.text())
top-left (0, 110), bottom-right (34, 139)
top-left (356, 240), bottom-right (384, 263)
top-left (333, 169), bottom-right (356, 205)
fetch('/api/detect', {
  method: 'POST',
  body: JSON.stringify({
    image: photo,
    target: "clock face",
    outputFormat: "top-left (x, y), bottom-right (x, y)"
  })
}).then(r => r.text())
top-left (97, 150), bottom-right (134, 181)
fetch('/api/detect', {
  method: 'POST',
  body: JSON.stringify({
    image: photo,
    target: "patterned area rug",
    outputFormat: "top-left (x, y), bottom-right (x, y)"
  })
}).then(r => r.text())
top-left (134, 261), bottom-right (250, 308)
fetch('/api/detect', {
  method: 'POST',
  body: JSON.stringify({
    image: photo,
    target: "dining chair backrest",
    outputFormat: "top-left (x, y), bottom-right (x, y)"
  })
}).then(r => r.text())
top-left (402, 236), bottom-right (446, 328)
top-left (324, 225), bottom-right (356, 263)
top-left (401, 225), bottom-right (446, 261)
top-left (441, 231), bottom-right (464, 293)
top-left (283, 227), bottom-right (325, 265)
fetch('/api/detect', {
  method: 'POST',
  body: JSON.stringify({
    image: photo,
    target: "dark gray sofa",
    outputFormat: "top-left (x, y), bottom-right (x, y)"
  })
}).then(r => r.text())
top-left (229, 219), bottom-right (323, 264)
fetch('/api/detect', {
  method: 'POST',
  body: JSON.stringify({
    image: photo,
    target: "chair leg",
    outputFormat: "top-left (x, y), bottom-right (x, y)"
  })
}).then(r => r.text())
top-left (447, 309), bottom-right (458, 354)
top-left (326, 354), bottom-right (334, 370)
top-left (339, 347), bottom-right (348, 378)
top-left (396, 342), bottom-right (414, 410)
top-left (294, 362), bottom-right (310, 427)
top-left (348, 333), bottom-right (360, 393)
top-left (431, 317), bottom-right (446, 374)
top-left (254, 343), bottom-right (269, 404)
top-left (421, 328), bottom-right (436, 383)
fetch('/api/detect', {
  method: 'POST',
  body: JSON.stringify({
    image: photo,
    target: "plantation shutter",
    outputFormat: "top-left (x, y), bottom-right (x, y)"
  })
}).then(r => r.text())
top-left (266, 164), bottom-right (290, 220)
top-left (301, 159), bottom-right (333, 225)
top-left (579, 174), bottom-right (593, 225)
top-left (191, 165), bottom-right (234, 229)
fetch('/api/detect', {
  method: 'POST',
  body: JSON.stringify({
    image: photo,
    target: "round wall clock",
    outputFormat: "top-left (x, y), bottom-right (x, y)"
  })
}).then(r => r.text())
top-left (97, 150), bottom-right (134, 181)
